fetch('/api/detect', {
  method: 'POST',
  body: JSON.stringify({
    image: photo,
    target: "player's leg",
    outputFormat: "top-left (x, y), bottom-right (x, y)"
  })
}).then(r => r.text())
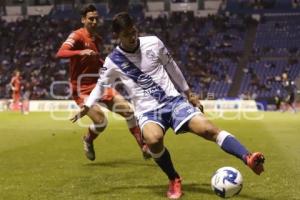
top-left (288, 94), bottom-right (297, 113)
top-left (187, 114), bottom-right (265, 175)
top-left (142, 122), bottom-right (182, 199)
top-left (11, 92), bottom-right (16, 110)
top-left (73, 87), bottom-right (107, 161)
top-left (23, 98), bottom-right (30, 115)
top-left (288, 103), bottom-right (297, 113)
top-left (275, 97), bottom-right (281, 111)
top-left (12, 92), bottom-right (20, 110)
top-left (23, 100), bottom-right (30, 115)
top-left (280, 100), bottom-right (287, 112)
top-left (83, 104), bottom-right (107, 161)
top-left (106, 92), bottom-right (151, 159)
top-left (282, 96), bottom-right (291, 112)
top-left (20, 92), bottom-right (30, 115)
top-left (16, 93), bottom-right (21, 110)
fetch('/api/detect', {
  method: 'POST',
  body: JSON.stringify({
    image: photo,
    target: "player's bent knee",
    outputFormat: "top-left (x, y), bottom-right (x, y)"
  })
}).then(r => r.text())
top-left (95, 126), bottom-right (106, 133)
top-left (143, 132), bottom-right (163, 145)
top-left (90, 123), bottom-right (106, 134)
top-left (93, 123), bottom-right (107, 133)
top-left (202, 124), bottom-right (220, 140)
top-left (191, 120), bottom-right (220, 141)
top-left (92, 114), bottom-right (107, 124)
top-left (90, 114), bottom-right (107, 132)
top-left (142, 122), bottom-right (164, 145)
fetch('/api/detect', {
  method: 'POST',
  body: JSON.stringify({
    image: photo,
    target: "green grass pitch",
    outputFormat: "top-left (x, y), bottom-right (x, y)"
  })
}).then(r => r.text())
top-left (0, 111), bottom-right (299, 200)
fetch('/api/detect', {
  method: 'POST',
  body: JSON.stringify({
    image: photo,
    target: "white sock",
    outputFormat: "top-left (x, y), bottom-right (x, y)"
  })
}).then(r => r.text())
top-left (216, 130), bottom-right (233, 147)
top-left (149, 147), bottom-right (166, 159)
top-left (89, 124), bottom-right (101, 135)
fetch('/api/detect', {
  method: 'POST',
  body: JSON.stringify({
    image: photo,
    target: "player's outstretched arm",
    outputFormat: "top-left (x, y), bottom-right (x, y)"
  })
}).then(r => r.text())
top-left (71, 80), bottom-right (103, 123)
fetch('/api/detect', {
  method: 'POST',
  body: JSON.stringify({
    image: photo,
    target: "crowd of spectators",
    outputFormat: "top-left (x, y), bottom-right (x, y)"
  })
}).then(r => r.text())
top-left (0, 4), bottom-right (299, 102)
top-left (0, 16), bottom-right (79, 100)
top-left (0, 10), bottom-right (246, 100)
top-left (225, 0), bottom-right (300, 12)
top-left (239, 58), bottom-right (299, 99)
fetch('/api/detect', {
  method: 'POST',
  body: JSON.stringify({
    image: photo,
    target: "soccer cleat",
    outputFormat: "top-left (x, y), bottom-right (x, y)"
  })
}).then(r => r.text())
top-left (142, 144), bottom-right (152, 160)
top-left (245, 152), bottom-right (265, 175)
top-left (167, 178), bottom-right (183, 199)
top-left (83, 136), bottom-right (96, 161)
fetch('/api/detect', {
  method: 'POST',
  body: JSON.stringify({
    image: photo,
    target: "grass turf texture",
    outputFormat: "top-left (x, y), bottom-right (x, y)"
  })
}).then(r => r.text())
top-left (0, 111), bottom-right (299, 200)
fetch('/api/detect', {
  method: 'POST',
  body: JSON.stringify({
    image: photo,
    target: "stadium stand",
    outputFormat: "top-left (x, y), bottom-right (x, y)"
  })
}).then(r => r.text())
top-left (0, 0), bottom-right (299, 109)
top-left (253, 15), bottom-right (300, 57)
top-left (239, 60), bottom-right (300, 99)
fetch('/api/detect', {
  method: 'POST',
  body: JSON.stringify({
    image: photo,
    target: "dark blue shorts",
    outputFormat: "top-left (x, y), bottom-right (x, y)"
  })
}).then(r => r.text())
top-left (138, 96), bottom-right (202, 134)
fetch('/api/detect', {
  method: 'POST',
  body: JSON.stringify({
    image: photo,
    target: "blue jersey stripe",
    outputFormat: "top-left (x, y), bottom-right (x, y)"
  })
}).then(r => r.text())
top-left (109, 49), bottom-right (172, 103)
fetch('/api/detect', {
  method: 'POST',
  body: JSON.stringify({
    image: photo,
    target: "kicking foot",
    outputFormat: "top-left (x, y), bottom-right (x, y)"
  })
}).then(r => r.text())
top-left (245, 152), bottom-right (265, 175)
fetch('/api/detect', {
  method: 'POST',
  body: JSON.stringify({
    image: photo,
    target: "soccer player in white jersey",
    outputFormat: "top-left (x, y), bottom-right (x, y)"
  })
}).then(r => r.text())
top-left (71, 12), bottom-right (265, 199)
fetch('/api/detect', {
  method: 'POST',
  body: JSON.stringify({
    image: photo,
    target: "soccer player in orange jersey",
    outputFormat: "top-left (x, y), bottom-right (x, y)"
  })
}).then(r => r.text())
top-left (10, 70), bottom-right (21, 111)
top-left (56, 4), bottom-right (150, 161)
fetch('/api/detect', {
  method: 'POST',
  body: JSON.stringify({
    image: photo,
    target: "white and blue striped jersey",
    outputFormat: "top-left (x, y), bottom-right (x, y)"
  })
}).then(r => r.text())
top-left (85, 36), bottom-right (190, 117)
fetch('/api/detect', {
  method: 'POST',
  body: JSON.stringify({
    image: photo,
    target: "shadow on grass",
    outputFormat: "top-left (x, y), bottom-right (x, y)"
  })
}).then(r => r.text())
top-left (83, 159), bottom-right (268, 200)
top-left (198, 183), bottom-right (268, 200)
top-left (83, 158), bottom-right (155, 168)
top-left (92, 182), bottom-right (218, 198)
top-left (92, 182), bottom-right (268, 200)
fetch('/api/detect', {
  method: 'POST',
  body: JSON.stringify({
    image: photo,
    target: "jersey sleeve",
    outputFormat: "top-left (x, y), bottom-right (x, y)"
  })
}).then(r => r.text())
top-left (157, 37), bottom-right (190, 92)
top-left (56, 32), bottom-right (82, 58)
top-left (84, 58), bottom-right (118, 107)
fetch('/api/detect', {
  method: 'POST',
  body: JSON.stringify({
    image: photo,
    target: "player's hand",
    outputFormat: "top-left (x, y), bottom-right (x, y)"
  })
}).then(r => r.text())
top-left (70, 106), bottom-right (89, 123)
top-left (187, 92), bottom-right (204, 113)
top-left (187, 92), bottom-right (199, 106)
top-left (79, 49), bottom-right (98, 56)
top-left (197, 102), bottom-right (204, 113)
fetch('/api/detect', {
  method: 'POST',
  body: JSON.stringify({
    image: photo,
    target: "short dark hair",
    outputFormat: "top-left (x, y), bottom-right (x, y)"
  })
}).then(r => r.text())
top-left (112, 12), bottom-right (134, 34)
top-left (80, 4), bottom-right (97, 17)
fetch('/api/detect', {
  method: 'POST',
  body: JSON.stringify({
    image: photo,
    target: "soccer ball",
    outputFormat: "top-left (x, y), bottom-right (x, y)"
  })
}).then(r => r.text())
top-left (211, 166), bottom-right (243, 198)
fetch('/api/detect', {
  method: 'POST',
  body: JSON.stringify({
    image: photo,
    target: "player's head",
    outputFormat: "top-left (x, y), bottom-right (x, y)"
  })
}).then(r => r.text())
top-left (282, 72), bottom-right (288, 80)
top-left (14, 70), bottom-right (20, 76)
top-left (112, 12), bottom-right (139, 51)
top-left (80, 4), bottom-right (99, 33)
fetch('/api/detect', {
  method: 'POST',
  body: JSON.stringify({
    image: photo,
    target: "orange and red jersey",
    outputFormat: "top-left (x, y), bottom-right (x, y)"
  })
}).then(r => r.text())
top-left (10, 75), bottom-right (21, 93)
top-left (56, 28), bottom-right (118, 106)
top-left (10, 75), bottom-right (21, 103)
top-left (56, 28), bottom-right (103, 86)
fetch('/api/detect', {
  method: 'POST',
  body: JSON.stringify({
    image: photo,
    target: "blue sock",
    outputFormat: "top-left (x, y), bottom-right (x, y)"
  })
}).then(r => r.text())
top-left (217, 131), bottom-right (249, 163)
